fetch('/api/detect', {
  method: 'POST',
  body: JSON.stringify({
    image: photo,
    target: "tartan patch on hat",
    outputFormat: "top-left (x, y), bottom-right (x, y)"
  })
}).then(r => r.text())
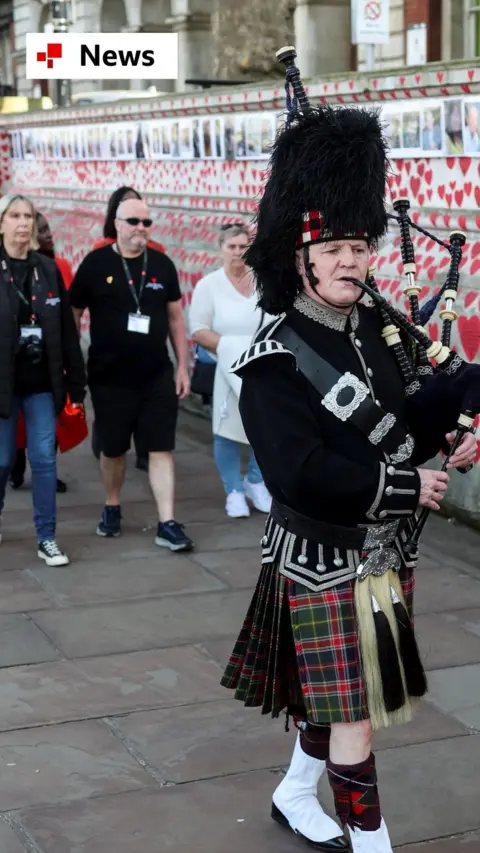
top-left (297, 211), bottom-right (325, 246)
top-left (297, 210), bottom-right (370, 247)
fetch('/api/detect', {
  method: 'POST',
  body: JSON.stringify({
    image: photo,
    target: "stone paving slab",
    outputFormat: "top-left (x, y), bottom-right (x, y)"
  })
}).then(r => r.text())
top-left (0, 615), bottom-right (59, 669)
top-left (190, 547), bottom-right (263, 589)
top-left (0, 646), bottom-right (225, 732)
top-left (111, 701), bottom-right (294, 784)
top-left (396, 833), bottom-right (480, 851)
top-left (14, 772), bottom-right (303, 853)
top-left (413, 561), bottom-right (480, 614)
top-left (425, 663), bottom-right (480, 730)
top-left (0, 719), bottom-right (154, 811)
top-left (0, 572), bottom-right (51, 614)
top-left (29, 555), bottom-right (226, 608)
top-left (372, 700), bottom-right (466, 751)
top-left (0, 820), bottom-right (26, 853)
top-left (415, 612), bottom-right (480, 670)
top-left (31, 590), bottom-right (252, 658)
top-left (319, 734), bottom-right (480, 847)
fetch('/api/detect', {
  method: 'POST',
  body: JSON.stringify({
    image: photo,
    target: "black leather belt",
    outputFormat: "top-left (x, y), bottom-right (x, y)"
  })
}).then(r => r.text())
top-left (270, 500), bottom-right (398, 551)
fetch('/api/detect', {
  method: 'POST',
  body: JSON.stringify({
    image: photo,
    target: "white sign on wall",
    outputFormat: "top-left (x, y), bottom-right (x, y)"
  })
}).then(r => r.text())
top-left (406, 24), bottom-right (427, 65)
top-left (351, 0), bottom-right (390, 44)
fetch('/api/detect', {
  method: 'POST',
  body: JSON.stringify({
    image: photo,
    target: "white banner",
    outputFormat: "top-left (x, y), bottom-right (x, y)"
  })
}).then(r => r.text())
top-left (351, 0), bottom-right (389, 44)
top-left (26, 32), bottom-right (178, 79)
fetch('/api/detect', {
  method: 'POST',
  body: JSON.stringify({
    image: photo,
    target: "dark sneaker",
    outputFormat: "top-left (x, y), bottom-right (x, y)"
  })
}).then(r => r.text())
top-left (56, 478), bottom-right (67, 493)
top-left (155, 520), bottom-right (193, 552)
top-left (9, 473), bottom-right (24, 490)
top-left (38, 540), bottom-right (69, 566)
top-left (96, 505), bottom-right (122, 537)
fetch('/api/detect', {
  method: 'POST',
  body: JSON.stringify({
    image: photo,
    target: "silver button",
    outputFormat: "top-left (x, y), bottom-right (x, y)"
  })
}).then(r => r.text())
top-left (367, 368), bottom-right (373, 377)
top-left (297, 555), bottom-right (308, 565)
top-left (334, 557), bottom-right (344, 567)
top-left (316, 563), bottom-right (327, 573)
top-left (261, 536), bottom-right (268, 546)
top-left (385, 486), bottom-right (394, 496)
top-left (379, 510), bottom-right (388, 518)
top-left (355, 338), bottom-right (362, 348)
top-left (375, 399), bottom-right (381, 406)
top-left (387, 465), bottom-right (395, 475)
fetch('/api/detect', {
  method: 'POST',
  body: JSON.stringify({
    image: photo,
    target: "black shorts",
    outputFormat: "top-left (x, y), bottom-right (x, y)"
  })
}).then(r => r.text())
top-left (90, 368), bottom-right (178, 458)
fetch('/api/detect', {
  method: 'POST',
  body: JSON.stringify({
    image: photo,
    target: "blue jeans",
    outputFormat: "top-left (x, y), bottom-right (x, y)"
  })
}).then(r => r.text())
top-left (213, 434), bottom-right (263, 495)
top-left (0, 393), bottom-right (57, 542)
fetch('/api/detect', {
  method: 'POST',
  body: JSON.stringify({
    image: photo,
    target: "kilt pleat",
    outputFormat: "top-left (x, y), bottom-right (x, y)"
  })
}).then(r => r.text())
top-left (221, 555), bottom-right (416, 725)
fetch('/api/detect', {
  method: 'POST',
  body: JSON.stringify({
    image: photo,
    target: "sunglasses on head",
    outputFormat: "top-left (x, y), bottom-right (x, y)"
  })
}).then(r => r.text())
top-left (220, 222), bottom-right (245, 231)
top-left (117, 217), bottom-right (153, 227)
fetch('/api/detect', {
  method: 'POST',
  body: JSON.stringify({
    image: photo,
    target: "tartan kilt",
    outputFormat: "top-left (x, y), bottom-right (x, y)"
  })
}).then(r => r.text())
top-left (220, 556), bottom-right (415, 725)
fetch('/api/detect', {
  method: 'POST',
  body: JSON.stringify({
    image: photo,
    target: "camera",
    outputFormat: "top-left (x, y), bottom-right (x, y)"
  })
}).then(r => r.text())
top-left (17, 332), bottom-right (44, 364)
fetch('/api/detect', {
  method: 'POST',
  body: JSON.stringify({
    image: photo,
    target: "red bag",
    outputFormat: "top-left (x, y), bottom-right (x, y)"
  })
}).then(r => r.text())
top-left (15, 399), bottom-right (88, 453)
top-left (55, 399), bottom-right (88, 453)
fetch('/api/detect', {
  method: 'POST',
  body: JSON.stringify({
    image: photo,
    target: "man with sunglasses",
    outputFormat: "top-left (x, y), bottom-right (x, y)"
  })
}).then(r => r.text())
top-left (69, 197), bottom-right (193, 552)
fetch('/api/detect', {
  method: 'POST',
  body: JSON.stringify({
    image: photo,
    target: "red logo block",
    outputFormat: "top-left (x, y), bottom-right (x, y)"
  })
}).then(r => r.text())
top-left (36, 42), bottom-right (62, 69)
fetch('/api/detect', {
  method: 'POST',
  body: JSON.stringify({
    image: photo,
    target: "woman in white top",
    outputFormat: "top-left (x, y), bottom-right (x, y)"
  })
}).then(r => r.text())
top-left (189, 224), bottom-right (271, 518)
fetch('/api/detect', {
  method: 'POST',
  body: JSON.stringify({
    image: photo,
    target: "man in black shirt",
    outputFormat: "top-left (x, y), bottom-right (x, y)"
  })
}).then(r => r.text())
top-left (70, 197), bottom-right (193, 552)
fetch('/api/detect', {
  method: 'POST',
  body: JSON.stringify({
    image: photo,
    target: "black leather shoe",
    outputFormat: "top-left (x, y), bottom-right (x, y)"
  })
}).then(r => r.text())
top-left (271, 803), bottom-right (351, 851)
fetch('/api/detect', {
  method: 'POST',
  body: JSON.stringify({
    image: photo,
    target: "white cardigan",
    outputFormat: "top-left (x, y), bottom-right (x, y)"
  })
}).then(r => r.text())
top-left (189, 267), bottom-right (268, 444)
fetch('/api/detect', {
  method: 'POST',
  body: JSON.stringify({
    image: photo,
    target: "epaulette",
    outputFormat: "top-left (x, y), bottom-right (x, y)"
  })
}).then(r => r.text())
top-left (230, 338), bottom-right (292, 375)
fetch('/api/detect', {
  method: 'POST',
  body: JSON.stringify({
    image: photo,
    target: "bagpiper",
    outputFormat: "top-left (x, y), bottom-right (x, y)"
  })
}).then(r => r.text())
top-left (220, 47), bottom-right (478, 853)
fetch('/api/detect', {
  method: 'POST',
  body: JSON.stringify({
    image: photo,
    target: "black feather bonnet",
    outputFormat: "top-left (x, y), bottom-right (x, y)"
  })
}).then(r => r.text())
top-left (245, 105), bottom-right (389, 314)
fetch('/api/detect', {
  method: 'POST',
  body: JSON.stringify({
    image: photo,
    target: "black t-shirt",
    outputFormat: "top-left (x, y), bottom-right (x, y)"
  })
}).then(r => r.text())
top-left (69, 245), bottom-right (182, 387)
top-left (10, 256), bottom-right (51, 396)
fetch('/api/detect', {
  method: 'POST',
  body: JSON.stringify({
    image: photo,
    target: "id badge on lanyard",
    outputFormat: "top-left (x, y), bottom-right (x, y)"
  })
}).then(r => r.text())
top-left (127, 312), bottom-right (150, 334)
top-left (2, 258), bottom-right (42, 336)
top-left (118, 247), bottom-right (151, 335)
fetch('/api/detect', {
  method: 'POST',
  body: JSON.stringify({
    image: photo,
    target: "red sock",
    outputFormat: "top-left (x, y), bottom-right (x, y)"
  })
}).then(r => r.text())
top-left (326, 752), bottom-right (381, 831)
top-left (300, 724), bottom-right (331, 761)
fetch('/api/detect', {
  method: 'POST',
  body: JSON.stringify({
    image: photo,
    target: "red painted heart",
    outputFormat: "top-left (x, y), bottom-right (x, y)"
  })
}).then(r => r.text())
top-left (458, 315), bottom-right (480, 361)
top-left (438, 185), bottom-right (445, 200)
top-left (465, 291), bottom-right (477, 309)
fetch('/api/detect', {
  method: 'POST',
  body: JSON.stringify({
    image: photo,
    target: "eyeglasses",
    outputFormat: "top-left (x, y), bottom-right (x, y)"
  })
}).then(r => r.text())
top-left (117, 217), bottom-right (153, 227)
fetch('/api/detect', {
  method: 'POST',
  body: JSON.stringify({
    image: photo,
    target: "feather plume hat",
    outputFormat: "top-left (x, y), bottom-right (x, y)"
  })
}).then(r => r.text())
top-left (245, 105), bottom-right (390, 314)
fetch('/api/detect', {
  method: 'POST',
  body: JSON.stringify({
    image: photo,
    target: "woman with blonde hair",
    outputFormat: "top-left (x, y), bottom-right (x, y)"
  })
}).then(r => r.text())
top-left (189, 223), bottom-right (271, 518)
top-left (0, 194), bottom-right (86, 565)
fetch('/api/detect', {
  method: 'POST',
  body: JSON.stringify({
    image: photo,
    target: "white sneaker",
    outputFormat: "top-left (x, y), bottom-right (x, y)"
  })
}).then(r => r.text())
top-left (244, 478), bottom-right (272, 513)
top-left (225, 491), bottom-right (250, 518)
top-left (37, 540), bottom-right (70, 567)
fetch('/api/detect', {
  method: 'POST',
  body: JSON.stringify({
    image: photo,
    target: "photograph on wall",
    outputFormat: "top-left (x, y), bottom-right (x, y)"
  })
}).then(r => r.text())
top-left (421, 102), bottom-right (443, 153)
top-left (170, 120), bottom-right (180, 157)
top-left (242, 114), bottom-right (275, 159)
top-left (234, 116), bottom-right (247, 158)
top-left (21, 129), bottom-right (35, 159)
top-left (224, 117), bottom-right (235, 160)
top-left (463, 98), bottom-right (480, 154)
top-left (202, 118), bottom-right (213, 158)
top-left (382, 110), bottom-right (402, 153)
top-left (213, 118), bottom-right (224, 158)
top-left (444, 99), bottom-right (464, 155)
top-left (192, 119), bottom-right (201, 158)
top-left (179, 120), bottom-right (193, 158)
top-left (402, 110), bottom-right (422, 152)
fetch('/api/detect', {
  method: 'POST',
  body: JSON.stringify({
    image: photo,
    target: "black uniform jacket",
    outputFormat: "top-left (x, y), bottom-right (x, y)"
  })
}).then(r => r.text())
top-left (232, 299), bottom-right (458, 531)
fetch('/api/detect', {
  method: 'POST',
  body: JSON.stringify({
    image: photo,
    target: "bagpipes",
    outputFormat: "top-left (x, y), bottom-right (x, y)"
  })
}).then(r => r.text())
top-left (276, 45), bottom-right (480, 555)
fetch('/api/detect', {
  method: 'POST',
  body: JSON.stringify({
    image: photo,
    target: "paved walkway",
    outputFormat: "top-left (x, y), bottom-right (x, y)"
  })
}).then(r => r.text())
top-left (0, 410), bottom-right (479, 852)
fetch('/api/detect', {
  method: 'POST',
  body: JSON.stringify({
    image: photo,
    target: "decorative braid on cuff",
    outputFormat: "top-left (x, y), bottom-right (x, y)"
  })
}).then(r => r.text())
top-left (366, 462), bottom-right (420, 521)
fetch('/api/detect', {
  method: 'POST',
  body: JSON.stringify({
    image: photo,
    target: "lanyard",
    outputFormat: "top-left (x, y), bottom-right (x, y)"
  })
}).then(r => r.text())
top-left (117, 245), bottom-right (148, 314)
top-left (1, 256), bottom-right (40, 324)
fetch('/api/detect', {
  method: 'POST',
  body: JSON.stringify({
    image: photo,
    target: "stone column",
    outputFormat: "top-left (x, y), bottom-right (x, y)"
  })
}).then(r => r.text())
top-left (166, 11), bottom-right (213, 90)
top-left (294, 0), bottom-right (351, 76)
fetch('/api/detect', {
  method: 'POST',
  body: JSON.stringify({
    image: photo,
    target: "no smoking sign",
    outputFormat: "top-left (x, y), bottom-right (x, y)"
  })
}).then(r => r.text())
top-left (365, 0), bottom-right (382, 19)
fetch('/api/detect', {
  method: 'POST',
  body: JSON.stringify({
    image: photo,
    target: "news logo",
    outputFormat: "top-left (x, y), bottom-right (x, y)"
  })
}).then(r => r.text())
top-left (26, 32), bottom-right (178, 80)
